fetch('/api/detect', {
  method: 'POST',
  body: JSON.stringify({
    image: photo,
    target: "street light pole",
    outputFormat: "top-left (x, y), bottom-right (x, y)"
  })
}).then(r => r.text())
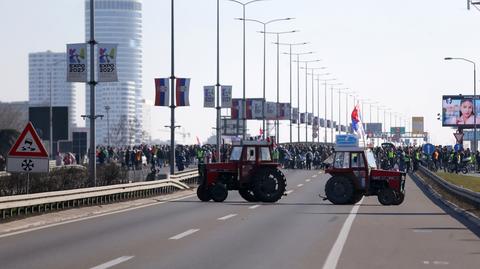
top-left (279, 42), bottom-right (308, 143)
top-left (294, 59), bottom-right (321, 142)
top-left (445, 57), bottom-right (477, 152)
top-left (262, 30), bottom-right (297, 144)
top-left (105, 105), bottom-right (110, 147)
top-left (240, 18), bottom-right (294, 140)
top-left (229, 0), bottom-right (264, 140)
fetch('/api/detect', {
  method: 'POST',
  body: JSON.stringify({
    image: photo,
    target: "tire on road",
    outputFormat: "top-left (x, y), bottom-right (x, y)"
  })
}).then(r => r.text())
top-left (197, 184), bottom-right (211, 202)
top-left (392, 191), bottom-right (405, 205)
top-left (210, 183), bottom-right (228, 202)
top-left (239, 188), bottom-right (258, 202)
top-left (378, 188), bottom-right (396, 205)
top-left (350, 192), bottom-right (364, 204)
top-left (253, 168), bottom-right (287, 203)
top-left (325, 176), bottom-right (354, 205)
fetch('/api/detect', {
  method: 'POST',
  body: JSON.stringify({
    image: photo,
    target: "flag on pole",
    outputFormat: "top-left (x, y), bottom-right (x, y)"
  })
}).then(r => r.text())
top-left (351, 103), bottom-right (365, 138)
top-left (154, 78), bottom-right (169, 106)
top-left (176, 78), bottom-right (190, 106)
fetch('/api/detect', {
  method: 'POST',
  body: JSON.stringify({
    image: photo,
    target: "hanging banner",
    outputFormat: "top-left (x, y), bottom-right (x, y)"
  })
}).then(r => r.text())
top-left (231, 99), bottom-right (245, 119)
top-left (247, 99), bottom-right (264, 119)
top-left (97, 43), bottom-right (118, 82)
top-left (265, 102), bottom-right (278, 120)
top-left (327, 120), bottom-right (332, 128)
top-left (307, 113), bottom-right (313, 125)
top-left (313, 116), bottom-right (319, 126)
top-left (154, 78), bottom-right (170, 106)
top-left (176, 78), bottom-right (191, 106)
top-left (292, 108), bottom-right (299, 124)
top-left (300, 113), bottom-right (306, 124)
top-left (320, 118), bottom-right (325, 127)
top-left (221, 85), bottom-right (232, 108)
top-left (66, 43), bottom-right (87, 82)
top-left (278, 103), bottom-right (291, 120)
top-left (203, 86), bottom-right (215, 108)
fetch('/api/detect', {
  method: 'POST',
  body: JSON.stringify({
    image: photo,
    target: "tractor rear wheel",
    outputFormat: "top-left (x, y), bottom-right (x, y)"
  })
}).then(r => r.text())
top-left (253, 168), bottom-right (287, 203)
top-left (350, 192), bottom-right (364, 204)
top-left (325, 176), bottom-right (354, 205)
top-left (197, 184), bottom-right (211, 202)
top-left (392, 191), bottom-right (405, 205)
top-left (239, 188), bottom-right (258, 202)
top-left (378, 188), bottom-right (396, 205)
top-left (210, 183), bottom-right (228, 202)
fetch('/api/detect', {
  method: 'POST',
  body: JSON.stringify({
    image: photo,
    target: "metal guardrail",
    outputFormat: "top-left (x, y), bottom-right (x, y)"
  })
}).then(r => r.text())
top-left (417, 166), bottom-right (480, 207)
top-left (0, 169), bottom-right (199, 220)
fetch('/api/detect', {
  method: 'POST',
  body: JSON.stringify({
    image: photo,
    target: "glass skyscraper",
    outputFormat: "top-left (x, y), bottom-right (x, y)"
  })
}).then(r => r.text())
top-left (85, 0), bottom-right (143, 146)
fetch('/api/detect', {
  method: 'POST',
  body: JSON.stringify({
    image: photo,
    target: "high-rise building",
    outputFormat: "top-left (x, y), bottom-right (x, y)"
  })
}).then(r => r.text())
top-left (85, 0), bottom-right (143, 146)
top-left (28, 51), bottom-right (77, 127)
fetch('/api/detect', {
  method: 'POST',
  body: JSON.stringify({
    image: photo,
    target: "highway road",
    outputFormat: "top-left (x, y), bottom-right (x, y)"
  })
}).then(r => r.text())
top-left (0, 169), bottom-right (478, 269)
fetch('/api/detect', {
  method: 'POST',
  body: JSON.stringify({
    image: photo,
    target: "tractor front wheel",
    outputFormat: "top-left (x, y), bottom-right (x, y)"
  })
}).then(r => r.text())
top-left (210, 183), bottom-right (228, 202)
top-left (378, 188), bottom-right (396, 205)
top-left (392, 191), bottom-right (405, 205)
top-left (325, 176), bottom-right (354, 205)
top-left (197, 184), bottom-right (211, 202)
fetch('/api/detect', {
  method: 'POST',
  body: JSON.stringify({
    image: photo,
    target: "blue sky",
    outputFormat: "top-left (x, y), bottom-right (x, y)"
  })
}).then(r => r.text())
top-left (1, 0), bottom-right (479, 145)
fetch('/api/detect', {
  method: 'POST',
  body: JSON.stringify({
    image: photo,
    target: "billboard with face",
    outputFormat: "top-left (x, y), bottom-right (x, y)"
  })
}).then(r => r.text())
top-left (442, 95), bottom-right (480, 127)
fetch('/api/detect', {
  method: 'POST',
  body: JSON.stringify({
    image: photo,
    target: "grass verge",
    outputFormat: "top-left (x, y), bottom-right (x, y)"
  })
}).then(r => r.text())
top-left (435, 172), bottom-right (480, 192)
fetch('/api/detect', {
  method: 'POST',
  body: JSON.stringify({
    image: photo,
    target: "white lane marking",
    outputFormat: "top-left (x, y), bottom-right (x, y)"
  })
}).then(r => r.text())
top-left (297, 184), bottom-right (304, 187)
top-left (312, 174), bottom-right (317, 178)
top-left (285, 190), bottom-right (294, 195)
top-left (218, 214), bottom-right (237, 221)
top-left (433, 261), bottom-right (449, 265)
top-left (169, 229), bottom-right (200, 240)
top-left (90, 256), bottom-right (134, 269)
top-left (322, 198), bottom-right (364, 269)
top-left (306, 179), bottom-right (311, 182)
top-left (249, 205), bottom-right (260, 209)
top-left (423, 261), bottom-right (430, 265)
top-left (0, 193), bottom-right (197, 239)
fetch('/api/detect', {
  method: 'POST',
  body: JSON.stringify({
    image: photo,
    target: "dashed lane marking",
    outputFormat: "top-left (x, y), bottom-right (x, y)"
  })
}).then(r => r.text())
top-left (312, 174), bottom-right (317, 178)
top-left (0, 193), bottom-right (197, 239)
top-left (306, 179), bottom-right (311, 182)
top-left (90, 256), bottom-right (134, 269)
top-left (169, 229), bottom-right (200, 240)
top-left (218, 214), bottom-right (237, 221)
top-left (285, 190), bottom-right (294, 195)
top-left (322, 198), bottom-right (364, 269)
top-left (297, 184), bottom-right (304, 187)
top-left (249, 205), bottom-right (260, 209)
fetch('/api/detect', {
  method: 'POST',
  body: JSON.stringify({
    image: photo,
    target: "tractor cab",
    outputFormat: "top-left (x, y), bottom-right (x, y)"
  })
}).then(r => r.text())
top-left (197, 140), bottom-right (286, 203)
top-left (324, 135), bottom-right (405, 205)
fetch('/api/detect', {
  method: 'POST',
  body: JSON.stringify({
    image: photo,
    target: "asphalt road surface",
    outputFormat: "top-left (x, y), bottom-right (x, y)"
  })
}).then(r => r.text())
top-left (0, 169), bottom-right (478, 269)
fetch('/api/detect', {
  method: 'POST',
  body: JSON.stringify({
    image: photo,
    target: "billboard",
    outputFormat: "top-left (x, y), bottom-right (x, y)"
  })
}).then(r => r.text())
top-left (365, 123), bottom-right (383, 134)
top-left (28, 107), bottom-right (69, 142)
top-left (442, 95), bottom-right (480, 127)
top-left (412, 116), bottom-right (424, 133)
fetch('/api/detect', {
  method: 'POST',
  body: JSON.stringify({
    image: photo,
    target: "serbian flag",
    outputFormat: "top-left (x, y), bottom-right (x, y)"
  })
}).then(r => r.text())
top-left (351, 103), bottom-right (365, 138)
top-left (176, 78), bottom-right (190, 106)
top-left (154, 78), bottom-right (169, 106)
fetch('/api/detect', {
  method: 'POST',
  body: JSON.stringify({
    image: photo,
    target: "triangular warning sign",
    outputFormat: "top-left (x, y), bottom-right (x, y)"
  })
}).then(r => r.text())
top-left (8, 122), bottom-right (49, 157)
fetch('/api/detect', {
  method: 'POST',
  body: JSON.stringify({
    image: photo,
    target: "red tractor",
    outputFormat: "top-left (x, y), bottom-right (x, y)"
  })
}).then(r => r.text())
top-left (324, 147), bottom-right (405, 205)
top-left (197, 141), bottom-right (286, 203)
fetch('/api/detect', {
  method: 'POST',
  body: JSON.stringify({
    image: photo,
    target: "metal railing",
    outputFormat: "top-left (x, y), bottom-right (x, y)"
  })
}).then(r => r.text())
top-left (0, 169), bottom-right (199, 220)
top-left (417, 166), bottom-right (480, 207)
